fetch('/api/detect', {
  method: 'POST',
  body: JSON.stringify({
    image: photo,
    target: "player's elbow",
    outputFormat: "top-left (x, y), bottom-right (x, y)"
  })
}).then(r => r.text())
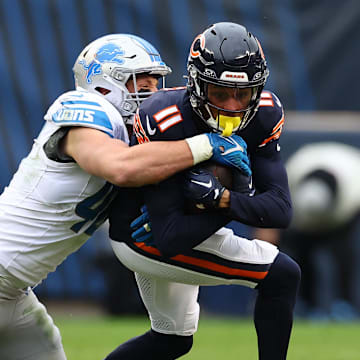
top-left (111, 162), bottom-right (165, 187)
top-left (111, 172), bottom-right (134, 187)
top-left (276, 211), bottom-right (292, 228)
top-left (283, 206), bottom-right (293, 228)
top-left (110, 164), bottom-right (143, 187)
top-left (273, 201), bottom-right (292, 228)
top-left (259, 199), bottom-right (292, 229)
top-left (282, 198), bottom-right (293, 227)
top-left (267, 191), bottom-right (293, 228)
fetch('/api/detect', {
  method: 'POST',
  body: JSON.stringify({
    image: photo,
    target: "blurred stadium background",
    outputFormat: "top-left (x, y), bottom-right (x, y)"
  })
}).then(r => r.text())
top-left (0, 0), bottom-right (359, 329)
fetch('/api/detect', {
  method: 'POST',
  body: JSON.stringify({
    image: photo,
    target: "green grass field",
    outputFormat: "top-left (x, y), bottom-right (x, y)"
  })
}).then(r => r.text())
top-left (55, 315), bottom-right (360, 359)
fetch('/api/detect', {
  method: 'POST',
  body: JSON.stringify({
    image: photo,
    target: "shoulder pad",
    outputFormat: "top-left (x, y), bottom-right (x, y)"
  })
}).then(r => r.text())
top-left (44, 90), bottom-right (124, 138)
top-left (133, 89), bottom-right (187, 143)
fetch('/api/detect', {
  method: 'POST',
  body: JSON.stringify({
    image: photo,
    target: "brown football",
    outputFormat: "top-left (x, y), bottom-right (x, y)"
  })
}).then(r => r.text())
top-left (200, 160), bottom-right (233, 189)
top-left (185, 161), bottom-right (253, 213)
top-left (200, 161), bottom-right (253, 194)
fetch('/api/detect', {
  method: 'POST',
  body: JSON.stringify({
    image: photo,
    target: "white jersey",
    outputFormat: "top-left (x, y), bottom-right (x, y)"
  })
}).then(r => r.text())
top-left (0, 90), bottom-right (128, 298)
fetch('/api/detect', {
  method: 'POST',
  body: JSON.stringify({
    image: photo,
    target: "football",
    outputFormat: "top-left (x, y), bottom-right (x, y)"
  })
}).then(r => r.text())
top-left (200, 161), bottom-right (234, 189)
top-left (184, 161), bottom-right (253, 213)
top-left (199, 161), bottom-right (253, 195)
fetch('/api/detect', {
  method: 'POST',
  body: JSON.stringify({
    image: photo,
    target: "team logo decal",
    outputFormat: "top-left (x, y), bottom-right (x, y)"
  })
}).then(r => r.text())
top-left (146, 115), bottom-right (157, 135)
top-left (190, 33), bottom-right (205, 58)
top-left (79, 43), bottom-right (125, 83)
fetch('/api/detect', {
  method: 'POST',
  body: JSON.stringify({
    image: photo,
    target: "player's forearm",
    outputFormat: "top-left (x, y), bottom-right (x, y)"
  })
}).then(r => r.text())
top-left (71, 141), bottom-right (191, 187)
top-left (227, 189), bottom-right (292, 228)
top-left (113, 134), bottom-right (216, 187)
top-left (226, 148), bottom-right (292, 228)
top-left (66, 127), bottom-right (213, 187)
top-left (210, 186), bottom-right (291, 228)
top-left (112, 140), bottom-right (195, 187)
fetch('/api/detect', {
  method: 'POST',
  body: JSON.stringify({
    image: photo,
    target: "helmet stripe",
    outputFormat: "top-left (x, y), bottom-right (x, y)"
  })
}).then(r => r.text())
top-left (126, 34), bottom-right (163, 64)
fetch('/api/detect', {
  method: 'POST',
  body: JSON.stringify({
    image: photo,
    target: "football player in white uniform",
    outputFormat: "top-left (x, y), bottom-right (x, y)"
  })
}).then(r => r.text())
top-left (0, 33), bottom-right (251, 360)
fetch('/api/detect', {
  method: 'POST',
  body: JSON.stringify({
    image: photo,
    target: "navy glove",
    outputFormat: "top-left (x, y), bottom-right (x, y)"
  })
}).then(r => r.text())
top-left (183, 168), bottom-right (226, 210)
top-left (130, 206), bottom-right (154, 245)
top-left (207, 133), bottom-right (252, 177)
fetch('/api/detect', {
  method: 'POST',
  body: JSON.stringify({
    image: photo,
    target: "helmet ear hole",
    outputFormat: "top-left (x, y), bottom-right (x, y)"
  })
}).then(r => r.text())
top-left (95, 87), bottom-right (111, 95)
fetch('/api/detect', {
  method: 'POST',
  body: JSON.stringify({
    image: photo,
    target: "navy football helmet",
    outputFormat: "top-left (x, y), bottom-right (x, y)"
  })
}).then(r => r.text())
top-left (187, 22), bottom-right (269, 134)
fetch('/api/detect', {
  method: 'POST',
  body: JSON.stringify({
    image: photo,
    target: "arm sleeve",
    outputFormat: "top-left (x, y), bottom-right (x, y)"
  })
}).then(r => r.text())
top-left (227, 142), bottom-right (292, 228)
top-left (144, 175), bottom-right (230, 257)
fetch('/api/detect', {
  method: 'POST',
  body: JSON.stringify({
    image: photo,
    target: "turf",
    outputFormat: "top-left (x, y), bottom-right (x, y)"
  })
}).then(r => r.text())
top-left (55, 315), bottom-right (360, 359)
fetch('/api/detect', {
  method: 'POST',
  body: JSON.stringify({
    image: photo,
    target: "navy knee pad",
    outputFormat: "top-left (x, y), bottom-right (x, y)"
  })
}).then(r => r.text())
top-left (104, 329), bottom-right (193, 360)
top-left (149, 330), bottom-right (193, 359)
top-left (258, 252), bottom-right (301, 303)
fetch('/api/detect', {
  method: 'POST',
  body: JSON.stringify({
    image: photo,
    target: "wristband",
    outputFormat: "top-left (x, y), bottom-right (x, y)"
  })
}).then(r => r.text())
top-left (185, 134), bottom-right (213, 165)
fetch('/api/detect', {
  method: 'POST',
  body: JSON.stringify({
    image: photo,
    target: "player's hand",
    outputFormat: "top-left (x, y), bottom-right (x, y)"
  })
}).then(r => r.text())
top-left (207, 133), bottom-right (252, 177)
top-left (183, 168), bottom-right (226, 209)
top-left (130, 206), bottom-right (154, 246)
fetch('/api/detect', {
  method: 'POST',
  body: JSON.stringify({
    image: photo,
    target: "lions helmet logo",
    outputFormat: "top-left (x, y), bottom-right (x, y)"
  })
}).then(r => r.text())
top-left (79, 43), bottom-right (125, 83)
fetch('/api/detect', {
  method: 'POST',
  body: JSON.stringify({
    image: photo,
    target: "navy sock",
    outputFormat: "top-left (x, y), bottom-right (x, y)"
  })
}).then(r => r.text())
top-left (104, 329), bottom-right (193, 360)
top-left (254, 252), bottom-right (301, 360)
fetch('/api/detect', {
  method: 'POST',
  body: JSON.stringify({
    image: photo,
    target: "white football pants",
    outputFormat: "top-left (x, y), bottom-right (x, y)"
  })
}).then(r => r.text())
top-left (0, 289), bottom-right (66, 360)
top-left (111, 227), bottom-right (279, 336)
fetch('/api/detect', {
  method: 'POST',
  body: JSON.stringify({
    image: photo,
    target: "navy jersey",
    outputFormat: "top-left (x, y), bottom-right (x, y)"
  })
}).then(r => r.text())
top-left (109, 88), bottom-right (292, 256)
top-left (134, 88), bottom-right (284, 152)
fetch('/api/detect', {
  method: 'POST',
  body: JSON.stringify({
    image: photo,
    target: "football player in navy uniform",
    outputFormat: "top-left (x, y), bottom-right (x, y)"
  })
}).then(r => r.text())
top-left (107, 23), bottom-right (301, 360)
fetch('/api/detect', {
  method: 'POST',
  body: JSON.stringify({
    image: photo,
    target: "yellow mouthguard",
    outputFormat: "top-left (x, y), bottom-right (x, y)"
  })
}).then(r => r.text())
top-left (219, 115), bottom-right (241, 137)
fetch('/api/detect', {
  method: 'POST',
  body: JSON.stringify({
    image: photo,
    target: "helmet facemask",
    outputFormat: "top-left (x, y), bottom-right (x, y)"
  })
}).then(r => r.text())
top-left (189, 68), bottom-right (264, 135)
top-left (123, 72), bottom-right (166, 118)
top-left (102, 70), bottom-right (166, 124)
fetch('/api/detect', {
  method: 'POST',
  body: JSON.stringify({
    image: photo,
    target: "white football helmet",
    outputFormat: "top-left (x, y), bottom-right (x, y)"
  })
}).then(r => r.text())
top-left (73, 34), bottom-right (171, 120)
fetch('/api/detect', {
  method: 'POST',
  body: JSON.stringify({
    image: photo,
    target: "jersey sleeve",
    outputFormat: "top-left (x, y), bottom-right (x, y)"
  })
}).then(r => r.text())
top-left (228, 92), bottom-right (291, 228)
top-left (44, 90), bottom-right (128, 141)
top-left (227, 149), bottom-right (292, 228)
top-left (256, 91), bottom-right (285, 153)
top-left (223, 91), bottom-right (292, 228)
